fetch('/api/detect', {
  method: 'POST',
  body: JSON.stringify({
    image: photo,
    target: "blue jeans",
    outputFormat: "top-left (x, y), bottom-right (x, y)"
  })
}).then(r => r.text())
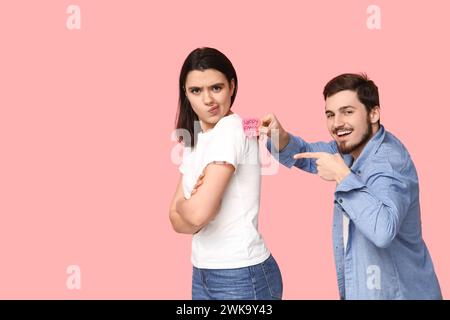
top-left (192, 255), bottom-right (283, 300)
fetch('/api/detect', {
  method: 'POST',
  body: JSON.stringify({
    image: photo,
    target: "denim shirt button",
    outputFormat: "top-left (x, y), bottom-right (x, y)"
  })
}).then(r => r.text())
top-left (338, 199), bottom-right (343, 204)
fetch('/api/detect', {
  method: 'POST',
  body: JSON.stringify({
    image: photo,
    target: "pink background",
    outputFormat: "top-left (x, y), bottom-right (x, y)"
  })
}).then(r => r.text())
top-left (0, 0), bottom-right (449, 299)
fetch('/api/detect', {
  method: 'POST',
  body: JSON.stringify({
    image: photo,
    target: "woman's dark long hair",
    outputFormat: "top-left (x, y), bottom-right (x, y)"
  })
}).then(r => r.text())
top-left (175, 47), bottom-right (238, 148)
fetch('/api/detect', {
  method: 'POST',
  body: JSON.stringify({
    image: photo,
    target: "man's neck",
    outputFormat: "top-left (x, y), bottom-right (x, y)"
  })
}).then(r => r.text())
top-left (350, 124), bottom-right (380, 160)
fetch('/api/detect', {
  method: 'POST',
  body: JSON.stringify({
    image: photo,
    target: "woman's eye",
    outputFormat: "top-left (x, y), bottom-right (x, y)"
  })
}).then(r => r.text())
top-left (190, 88), bottom-right (200, 94)
top-left (212, 86), bottom-right (222, 92)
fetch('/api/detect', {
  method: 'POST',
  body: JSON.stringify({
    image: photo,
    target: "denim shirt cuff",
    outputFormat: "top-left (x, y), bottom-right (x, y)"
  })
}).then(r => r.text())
top-left (266, 133), bottom-right (300, 168)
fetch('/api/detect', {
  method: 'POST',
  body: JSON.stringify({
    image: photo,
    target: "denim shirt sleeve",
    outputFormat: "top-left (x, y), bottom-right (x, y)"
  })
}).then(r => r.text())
top-left (334, 166), bottom-right (414, 248)
top-left (266, 133), bottom-right (338, 173)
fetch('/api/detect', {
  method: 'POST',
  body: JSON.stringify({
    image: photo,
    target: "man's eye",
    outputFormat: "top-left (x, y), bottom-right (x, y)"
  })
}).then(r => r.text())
top-left (326, 114), bottom-right (334, 119)
top-left (345, 111), bottom-right (353, 115)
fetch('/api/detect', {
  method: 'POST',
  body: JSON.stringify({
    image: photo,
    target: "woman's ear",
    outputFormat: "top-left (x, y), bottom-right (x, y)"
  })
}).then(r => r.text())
top-left (230, 79), bottom-right (235, 96)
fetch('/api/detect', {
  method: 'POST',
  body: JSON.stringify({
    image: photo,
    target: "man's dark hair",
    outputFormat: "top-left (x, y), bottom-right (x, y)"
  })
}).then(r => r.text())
top-left (323, 73), bottom-right (380, 115)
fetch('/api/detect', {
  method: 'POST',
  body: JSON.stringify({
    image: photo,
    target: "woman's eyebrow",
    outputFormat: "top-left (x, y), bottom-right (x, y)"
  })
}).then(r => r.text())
top-left (187, 83), bottom-right (225, 90)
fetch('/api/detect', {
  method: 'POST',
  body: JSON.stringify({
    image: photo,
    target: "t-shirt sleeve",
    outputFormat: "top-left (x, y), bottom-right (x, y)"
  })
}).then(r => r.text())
top-left (204, 117), bottom-right (245, 172)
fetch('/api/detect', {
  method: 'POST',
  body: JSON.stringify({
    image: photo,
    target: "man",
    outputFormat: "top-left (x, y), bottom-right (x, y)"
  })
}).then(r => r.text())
top-left (260, 73), bottom-right (441, 299)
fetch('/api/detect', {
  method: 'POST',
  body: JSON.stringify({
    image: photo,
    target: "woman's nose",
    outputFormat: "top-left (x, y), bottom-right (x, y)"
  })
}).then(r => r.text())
top-left (202, 90), bottom-right (213, 105)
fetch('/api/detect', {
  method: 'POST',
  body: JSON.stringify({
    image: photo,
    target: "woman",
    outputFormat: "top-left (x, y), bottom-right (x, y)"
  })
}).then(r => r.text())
top-left (169, 47), bottom-right (282, 300)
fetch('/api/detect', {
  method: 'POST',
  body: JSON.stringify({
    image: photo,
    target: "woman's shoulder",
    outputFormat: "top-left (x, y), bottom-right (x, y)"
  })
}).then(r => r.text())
top-left (214, 113), bottom-right (243, 132)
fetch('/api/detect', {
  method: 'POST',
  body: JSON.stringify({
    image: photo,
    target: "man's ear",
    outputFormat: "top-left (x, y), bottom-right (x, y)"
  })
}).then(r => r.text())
top-left (370, 106), bottom-right (380, 124)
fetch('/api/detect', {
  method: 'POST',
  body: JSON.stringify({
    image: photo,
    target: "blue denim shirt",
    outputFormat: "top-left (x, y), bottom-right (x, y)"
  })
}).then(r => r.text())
top-left (267, 126), bottom-right (442, 299)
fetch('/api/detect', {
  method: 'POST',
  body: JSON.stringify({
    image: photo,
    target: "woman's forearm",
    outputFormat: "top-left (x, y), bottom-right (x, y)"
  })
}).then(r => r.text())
top-left (176, 197), bottom-right (203, 227)
top-left (176, 195), bottom-right (221, 228)
top-left (169, 207), bottom-right (202, 234)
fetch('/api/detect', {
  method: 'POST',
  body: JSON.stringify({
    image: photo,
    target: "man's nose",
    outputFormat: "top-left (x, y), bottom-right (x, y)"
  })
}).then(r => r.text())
top-left (334, 115), bottom-right (344, 128)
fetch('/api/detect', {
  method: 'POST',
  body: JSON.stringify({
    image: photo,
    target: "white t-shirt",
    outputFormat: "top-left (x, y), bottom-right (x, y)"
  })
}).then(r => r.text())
top-left (179, 113), bottom-right (271, 269)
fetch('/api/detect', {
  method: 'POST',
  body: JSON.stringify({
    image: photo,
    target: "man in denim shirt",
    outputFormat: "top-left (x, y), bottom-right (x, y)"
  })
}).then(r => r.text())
top-left (261, 73), bottom-right (441, 299)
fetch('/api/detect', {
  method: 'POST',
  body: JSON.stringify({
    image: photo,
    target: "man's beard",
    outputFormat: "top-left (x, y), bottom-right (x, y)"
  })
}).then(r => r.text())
top-left (336, 118), bottom-right (373, 155)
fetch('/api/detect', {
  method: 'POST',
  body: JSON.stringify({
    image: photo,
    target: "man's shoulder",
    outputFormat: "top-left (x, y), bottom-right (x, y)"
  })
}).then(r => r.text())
top-left (372, 130), bottom-right (414, 173)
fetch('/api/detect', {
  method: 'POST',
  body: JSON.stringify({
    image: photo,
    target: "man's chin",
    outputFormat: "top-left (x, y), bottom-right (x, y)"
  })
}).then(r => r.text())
top-left (337, 142), bottom-right (355, 155)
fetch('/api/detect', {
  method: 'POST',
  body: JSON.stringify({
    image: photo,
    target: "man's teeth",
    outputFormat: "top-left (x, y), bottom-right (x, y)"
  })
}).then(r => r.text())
top-left (337, 130), bottom-right (352, 136)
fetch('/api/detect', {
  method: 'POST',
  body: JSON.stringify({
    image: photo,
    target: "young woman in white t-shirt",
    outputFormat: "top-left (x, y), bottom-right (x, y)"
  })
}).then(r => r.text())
top-left (169, 47), bottom-right (282, 300)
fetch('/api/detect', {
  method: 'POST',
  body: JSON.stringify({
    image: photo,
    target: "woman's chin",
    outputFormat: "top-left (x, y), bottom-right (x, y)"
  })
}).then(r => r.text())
top-left (203, 115), bottom-right (221, 123)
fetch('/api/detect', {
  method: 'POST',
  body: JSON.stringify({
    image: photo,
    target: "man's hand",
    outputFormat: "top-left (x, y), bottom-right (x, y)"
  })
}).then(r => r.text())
top-left (259, 113), bottom-right (290, 151)
top-left (293, 152), bottom-right (351, 184)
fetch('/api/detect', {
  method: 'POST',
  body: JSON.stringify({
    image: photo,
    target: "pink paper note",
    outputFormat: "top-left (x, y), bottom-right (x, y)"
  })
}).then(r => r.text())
top-left (242, 118), bottom-right (261, 138)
